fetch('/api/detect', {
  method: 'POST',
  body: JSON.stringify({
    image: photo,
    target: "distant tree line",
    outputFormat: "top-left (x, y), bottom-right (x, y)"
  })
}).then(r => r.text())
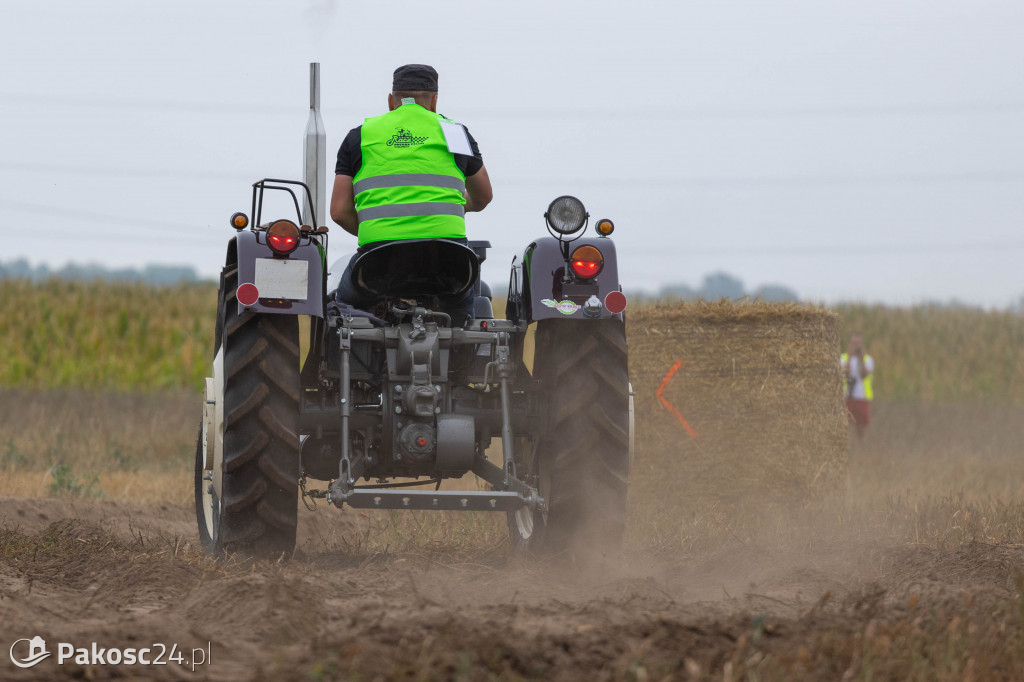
top-left (0, 259), bottom-right (208, 286)
top-left (627, 271), bottom-right (799, 303)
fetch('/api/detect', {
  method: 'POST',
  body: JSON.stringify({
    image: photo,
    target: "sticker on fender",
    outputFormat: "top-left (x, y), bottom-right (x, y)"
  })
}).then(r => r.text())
top-left (541, 299), bottom-right (581, 315)
top-left (255, 258), bottom-right (308, 300)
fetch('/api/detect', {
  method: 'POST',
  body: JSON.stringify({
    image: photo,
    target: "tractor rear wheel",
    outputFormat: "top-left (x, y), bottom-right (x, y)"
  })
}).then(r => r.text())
top-left (508, 318), bottom-right (630, 557)
top-left (198, 266), bottom-right (301, 559)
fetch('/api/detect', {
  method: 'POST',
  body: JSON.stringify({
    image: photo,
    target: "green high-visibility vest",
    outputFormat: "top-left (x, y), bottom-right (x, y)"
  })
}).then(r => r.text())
top-left (353, 102), bottom-right (467, 246)
top-left (841, 353), bottom-right (874, 401)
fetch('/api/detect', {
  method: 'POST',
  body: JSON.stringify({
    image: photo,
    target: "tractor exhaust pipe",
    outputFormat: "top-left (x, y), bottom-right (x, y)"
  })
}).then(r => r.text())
top-left (303, 62), bottom-right (327, 227)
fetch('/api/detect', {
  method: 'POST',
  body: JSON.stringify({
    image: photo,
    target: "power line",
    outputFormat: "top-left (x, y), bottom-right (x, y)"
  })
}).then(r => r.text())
top-left (7, 196), bottom-right (1022, 257)
top-left (5, 161), bottom-right (1024, 189)
top-left (635, 240), bottom-right (1024, 256)
top-left (504, 171), bottom-right (1024, 188)
top-left (0, 93), bottom-right (297, 116)
top-left (0, 162), bottom-right (253, 182)
top-left (0, 200), bottom-right (221, 235)
top-left (4, 92), bottom-right (1024, 120)
top-left (464, 102), bottom-right (1024, 121)
top-left (0, 201), bottom-right (311, 244)
top-left (0, 93), bottom-right (362, 118)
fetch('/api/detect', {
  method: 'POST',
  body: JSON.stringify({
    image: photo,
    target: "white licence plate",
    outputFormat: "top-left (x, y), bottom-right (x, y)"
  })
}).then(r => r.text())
top-left (254, 258), bottom-right (308, 300)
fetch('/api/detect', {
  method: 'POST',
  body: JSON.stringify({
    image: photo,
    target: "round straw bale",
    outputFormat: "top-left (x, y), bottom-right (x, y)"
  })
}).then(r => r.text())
top-left (627, 301), bottom-right (847, 513)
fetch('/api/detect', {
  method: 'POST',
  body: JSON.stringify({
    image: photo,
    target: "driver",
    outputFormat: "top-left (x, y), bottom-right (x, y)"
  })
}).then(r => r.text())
top-left (330, 64), bottom-right (492, 322)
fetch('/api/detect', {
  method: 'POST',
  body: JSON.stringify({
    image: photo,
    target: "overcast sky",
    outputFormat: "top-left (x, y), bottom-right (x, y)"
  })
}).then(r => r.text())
top-left (2, 0), bottom-right (1023, 306)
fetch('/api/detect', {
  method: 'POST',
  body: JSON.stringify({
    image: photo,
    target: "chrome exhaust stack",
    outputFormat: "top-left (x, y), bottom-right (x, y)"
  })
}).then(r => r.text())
top-left (302, 62), bottom-right (327, 227)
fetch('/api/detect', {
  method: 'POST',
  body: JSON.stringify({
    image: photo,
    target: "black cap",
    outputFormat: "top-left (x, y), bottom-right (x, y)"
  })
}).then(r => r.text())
top-left (392, 64), bottom-right (438, 92)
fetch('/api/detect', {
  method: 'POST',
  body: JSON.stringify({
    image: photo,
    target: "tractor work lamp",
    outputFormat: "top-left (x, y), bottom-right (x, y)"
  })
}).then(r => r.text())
top-left (545, 196), bottom-right (588, 236)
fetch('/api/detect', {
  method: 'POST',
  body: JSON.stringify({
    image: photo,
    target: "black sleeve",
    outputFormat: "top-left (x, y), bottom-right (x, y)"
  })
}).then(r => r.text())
top-left (334, 126), bottom-right (362, 176)
top-left (455, 126), bottom-right (483, 177)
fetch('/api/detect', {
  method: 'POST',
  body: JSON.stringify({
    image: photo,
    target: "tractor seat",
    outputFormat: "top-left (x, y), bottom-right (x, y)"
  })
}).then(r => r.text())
top-left (350, 239), bottom-right (480, 301)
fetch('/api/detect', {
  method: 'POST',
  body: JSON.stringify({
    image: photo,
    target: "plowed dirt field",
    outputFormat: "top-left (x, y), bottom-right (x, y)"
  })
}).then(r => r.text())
top-left (2, 389), bottom-right (1023, 680)
top-left (2, 491), bottom-right (1022, 681)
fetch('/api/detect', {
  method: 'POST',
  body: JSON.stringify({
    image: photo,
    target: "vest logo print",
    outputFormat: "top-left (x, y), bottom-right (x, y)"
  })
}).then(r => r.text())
top-left (386, 128), bottom-right (428, 148)
top-left (541, 299), bottom-right (581, 315)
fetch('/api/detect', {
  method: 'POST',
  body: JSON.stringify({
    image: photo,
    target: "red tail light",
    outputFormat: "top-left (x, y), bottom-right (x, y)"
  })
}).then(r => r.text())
top-left (267, 220), bottom-right (300, 254)
top-left (570, 245), bottom-right (604, 279)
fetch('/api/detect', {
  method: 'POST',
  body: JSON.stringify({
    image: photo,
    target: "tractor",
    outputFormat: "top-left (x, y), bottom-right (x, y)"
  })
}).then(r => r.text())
top-left (195, 65), bottom-right (631, 559)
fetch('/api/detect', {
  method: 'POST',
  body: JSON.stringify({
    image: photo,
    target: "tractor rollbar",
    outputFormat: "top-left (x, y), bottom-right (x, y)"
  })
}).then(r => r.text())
top-left (249, 178), bottom-right (317, 228)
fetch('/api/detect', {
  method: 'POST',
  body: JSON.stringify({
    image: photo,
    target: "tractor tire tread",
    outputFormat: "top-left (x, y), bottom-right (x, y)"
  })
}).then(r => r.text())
top-left (221, 476), bottom-right (268, 513)
top-left (225, 337), bottom-right (269, 381)
top-left (213, 270), bottom-right (300, 558)
top-left (257, 451), bottom-right (299, 492)
top-left (223, 431), bottom-right (269, 472)
top-left (225, 382), bottom-right (270, 426)
top-left (512, 318), bottom-right (629, 556)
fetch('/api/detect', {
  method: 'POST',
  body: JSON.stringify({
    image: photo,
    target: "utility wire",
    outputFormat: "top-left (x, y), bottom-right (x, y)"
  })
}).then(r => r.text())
top-left (4, 92), bottom-right (1024, 120)
top-left (0, 162), bottom-right (253, 182)
top-left (0, 200), bottom-right (222, 235)
top-left (5, 162), bottom-right (1024, 188)
top-left (507, 172), bottom-right (1024, 188)
top-left (634, 241), bottom-right (1024, 256)
top-left (464, 102), bottom-right (1024, 121)
top-left (6, 199), bottom-right (1022, 256)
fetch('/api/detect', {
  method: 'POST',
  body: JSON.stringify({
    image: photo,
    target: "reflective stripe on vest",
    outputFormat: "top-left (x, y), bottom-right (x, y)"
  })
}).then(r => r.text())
top-left (841, 353), bottom-right (874, 401)
top-left (353, 173), bottom-right (466, 195)
top-left (353, 103), bottom-right (467, 246)
top-left (357, 201), bottom-right (465, 223)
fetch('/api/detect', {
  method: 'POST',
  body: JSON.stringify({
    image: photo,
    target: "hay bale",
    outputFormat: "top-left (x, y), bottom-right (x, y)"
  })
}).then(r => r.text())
top-left (627, 300), bottom-right (847, 512)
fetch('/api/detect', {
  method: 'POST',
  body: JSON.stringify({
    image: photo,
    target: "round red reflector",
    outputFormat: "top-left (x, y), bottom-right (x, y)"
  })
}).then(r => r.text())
top-left (604, 290), bottom-right (627, 314)
top-left (237, 283), bottom-right (260, 306)
top-left (416, 436), bottom-right (427, 447)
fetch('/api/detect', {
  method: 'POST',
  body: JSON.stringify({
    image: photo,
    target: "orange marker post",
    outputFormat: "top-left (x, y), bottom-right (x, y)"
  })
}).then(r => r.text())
top-left (656, 360), bottom-right (697, 438)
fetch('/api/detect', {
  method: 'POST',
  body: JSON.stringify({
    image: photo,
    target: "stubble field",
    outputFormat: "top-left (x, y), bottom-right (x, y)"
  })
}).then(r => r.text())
top-left (1, 280), bottom-right (1023, 680)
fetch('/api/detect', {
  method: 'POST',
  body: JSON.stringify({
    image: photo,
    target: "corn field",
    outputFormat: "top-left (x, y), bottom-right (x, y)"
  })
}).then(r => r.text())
top-left (3, 279), bottom-right (1023, 403)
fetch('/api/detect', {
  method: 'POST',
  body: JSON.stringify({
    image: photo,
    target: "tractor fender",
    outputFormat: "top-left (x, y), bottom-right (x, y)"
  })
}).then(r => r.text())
top-left (509, 236), bottom-right (624, 324)
top-left (232, 230), bottom-right (325, 318)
